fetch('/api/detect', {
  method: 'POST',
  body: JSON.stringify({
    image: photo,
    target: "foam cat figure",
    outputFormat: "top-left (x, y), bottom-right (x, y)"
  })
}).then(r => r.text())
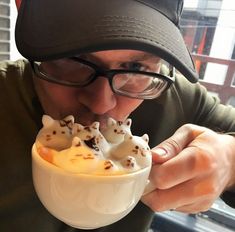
top-left (110, 134), bottom-right (152, 171)
top-left (72, 122), bottom-right (110, 156)
top-left (53, 137), bottom-right (100, 173)
top-left (36, 115), bottom-right (74, 150)
top-left (101, 118), bottom-right (132, 144)
top-left (53, 137), bottom-right (120, 174)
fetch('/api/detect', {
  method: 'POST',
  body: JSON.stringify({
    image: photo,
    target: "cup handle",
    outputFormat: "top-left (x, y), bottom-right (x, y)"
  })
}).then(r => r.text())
top-left (142, 179), bottom-right (155, 196)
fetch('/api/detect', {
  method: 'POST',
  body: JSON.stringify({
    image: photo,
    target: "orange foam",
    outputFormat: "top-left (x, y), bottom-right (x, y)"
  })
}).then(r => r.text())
top-left (37, 146), bottom-right (54, 164)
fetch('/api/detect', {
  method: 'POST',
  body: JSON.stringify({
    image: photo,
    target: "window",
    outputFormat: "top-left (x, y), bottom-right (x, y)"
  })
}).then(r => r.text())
top-left (0, 0), bottom-right (10, 60)
top-left (150, 1), bottom-right (235, 231)
top-left (0, 0), bottom-right (23, 61)
top-left (181, 0), bottom-right (235, 107)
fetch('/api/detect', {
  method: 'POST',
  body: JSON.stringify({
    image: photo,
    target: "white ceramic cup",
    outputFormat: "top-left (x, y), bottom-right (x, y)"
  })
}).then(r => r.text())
top-left (32, 144), bottom-right (152, 229)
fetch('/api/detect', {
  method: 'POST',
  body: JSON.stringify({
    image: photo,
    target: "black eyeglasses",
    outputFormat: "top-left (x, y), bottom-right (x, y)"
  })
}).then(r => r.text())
top-left (30, 57), bottom-right (175, 99)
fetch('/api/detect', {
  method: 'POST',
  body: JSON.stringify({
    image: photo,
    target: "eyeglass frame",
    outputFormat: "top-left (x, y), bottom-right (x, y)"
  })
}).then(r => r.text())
top-left (30, 57), bottom-right (175, 99)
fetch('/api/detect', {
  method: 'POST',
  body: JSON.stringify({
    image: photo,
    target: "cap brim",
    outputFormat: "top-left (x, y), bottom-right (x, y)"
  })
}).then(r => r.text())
top-left (15, 0), bottom-right (198, 83)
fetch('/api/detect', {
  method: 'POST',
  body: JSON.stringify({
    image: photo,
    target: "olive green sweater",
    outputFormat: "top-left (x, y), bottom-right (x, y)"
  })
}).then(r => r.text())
top-left (0, 60), bottom-right (235, 232)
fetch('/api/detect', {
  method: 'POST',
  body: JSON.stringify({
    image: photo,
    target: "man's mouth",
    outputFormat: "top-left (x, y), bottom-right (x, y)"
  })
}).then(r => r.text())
top-left (58, 105), bottom-right (128, 129)
top-left (73, 113), bottom-right (110, 129)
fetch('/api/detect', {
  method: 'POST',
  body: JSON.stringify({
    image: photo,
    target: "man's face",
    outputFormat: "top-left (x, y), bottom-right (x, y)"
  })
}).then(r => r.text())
top-left (33, 50), bottom-right (160, 127)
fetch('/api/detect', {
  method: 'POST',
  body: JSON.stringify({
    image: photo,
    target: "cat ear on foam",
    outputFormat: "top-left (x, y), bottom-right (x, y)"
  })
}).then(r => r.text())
top-left (71, 123), bottom-right (84, 135)
top-left (63, 115), bottom-right (75, 124)
top-left (71, 137), bottom-right (82, 147)
top-left (124, 118), bottom-right (132, 127)
top-left (107, 118), bottom-right (116, 126)
top-left (142, 134), bottom-right (149, 143)
top-left (91, 121), bottom-right (100, 130)
top-left (42, 115), bottom-right (54, 127)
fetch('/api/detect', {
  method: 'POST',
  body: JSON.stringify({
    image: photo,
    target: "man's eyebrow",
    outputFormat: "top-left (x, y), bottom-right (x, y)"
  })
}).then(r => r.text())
top-left (128, 53), bottom-right (160, 62)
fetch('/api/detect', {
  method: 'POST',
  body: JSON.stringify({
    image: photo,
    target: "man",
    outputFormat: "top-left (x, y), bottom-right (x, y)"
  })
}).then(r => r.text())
top-left (0, 0), bottom-right (235, 231)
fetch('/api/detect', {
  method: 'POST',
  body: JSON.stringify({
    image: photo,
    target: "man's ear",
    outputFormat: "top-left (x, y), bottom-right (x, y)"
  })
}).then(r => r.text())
top-left (15, 0), bottom-right (22, 10)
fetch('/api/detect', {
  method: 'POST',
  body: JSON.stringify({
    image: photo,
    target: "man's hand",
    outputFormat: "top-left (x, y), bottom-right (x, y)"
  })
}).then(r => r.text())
top-left (142, 124), bottom-right (235, 213)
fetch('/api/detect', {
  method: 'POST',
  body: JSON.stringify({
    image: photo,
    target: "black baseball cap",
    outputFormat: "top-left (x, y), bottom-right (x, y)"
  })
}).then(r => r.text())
top-left (15, 0), bottom-right (198, 82)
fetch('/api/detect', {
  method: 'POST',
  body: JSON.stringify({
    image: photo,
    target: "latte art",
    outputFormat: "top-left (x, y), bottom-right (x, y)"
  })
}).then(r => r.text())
top-left (35, 115), bottom-right (151, 175)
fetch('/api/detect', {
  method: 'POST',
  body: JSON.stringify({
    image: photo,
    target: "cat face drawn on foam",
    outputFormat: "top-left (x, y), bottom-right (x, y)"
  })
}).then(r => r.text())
top-left (110, 133), bottom-right (151, 168)
top-left (72, 122), bottom-right (99, 140)
top-left (72, 122), bottom-right (110, 155)
top-left (54, 137), bottom-right (119, 174)
top-left (69, 136), bottom-right (99, 160)
top-left (101, 118), bottom-right (132, 144)
top-left (36, 115), bottom-right (74, 150)
top-left (53, 137), bottom-right (102, 173)
top-left (120, 155), bottom-right (140, 172)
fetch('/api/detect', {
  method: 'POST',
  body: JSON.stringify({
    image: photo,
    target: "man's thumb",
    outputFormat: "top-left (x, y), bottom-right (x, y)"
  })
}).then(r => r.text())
top-left (151, 124), bottom-right (201, 164)
top-left (151, 147), bottom-right (172, 164)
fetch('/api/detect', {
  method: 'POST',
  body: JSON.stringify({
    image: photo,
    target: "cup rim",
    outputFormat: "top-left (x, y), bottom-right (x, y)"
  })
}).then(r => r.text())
top-left (32, 143), bottom-right (151, 178)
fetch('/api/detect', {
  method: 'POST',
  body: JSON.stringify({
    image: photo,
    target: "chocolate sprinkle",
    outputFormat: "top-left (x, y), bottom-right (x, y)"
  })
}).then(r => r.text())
top-left (104, 160), bottom-right (113, 170)
top-left (84, 154), bottom-right (94, 159)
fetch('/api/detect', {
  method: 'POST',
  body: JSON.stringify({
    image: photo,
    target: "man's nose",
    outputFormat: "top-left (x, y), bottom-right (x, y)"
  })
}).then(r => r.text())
top-left (79, 77), bottom-right (117, 115)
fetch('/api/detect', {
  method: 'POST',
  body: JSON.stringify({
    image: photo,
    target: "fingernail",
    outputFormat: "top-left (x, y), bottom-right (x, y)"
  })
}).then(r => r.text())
top-left (152, 147), bottom-right (167, 156)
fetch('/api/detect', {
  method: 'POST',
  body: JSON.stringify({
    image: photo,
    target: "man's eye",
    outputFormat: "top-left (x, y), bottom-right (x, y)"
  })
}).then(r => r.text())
top-left (120, 62), bottom-right (147, 71)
